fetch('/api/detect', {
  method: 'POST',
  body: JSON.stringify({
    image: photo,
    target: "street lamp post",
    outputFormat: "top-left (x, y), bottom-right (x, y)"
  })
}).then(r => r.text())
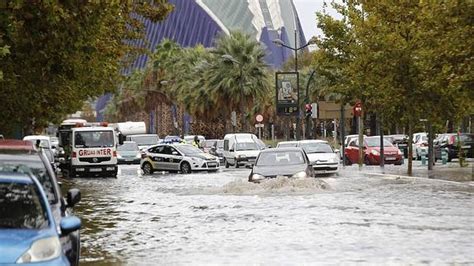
top-left (221, 54), bottom-right (245, 132)
top-left (273, 33), bottom-right (315, 140)
top-left (304, 69), bottom-right (316, 139)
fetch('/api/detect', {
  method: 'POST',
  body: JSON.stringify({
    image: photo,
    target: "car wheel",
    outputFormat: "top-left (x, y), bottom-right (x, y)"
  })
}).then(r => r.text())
top-left (180, 162), bottom-right (191, 174)
top-left (142, 162), bottom-right (154, 175)
top-left (224, 159), bottom-right (229, 168)
top-left (364, 156), bottom-right (371, 165)
top-left (344, 155), bottom-right (352, 165)
top-left (68, 167), bottom-right (76, 178)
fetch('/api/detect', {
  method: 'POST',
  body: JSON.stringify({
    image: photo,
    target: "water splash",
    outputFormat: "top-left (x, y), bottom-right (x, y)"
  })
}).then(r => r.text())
top-left (221, 177), bottom-right (330, 195)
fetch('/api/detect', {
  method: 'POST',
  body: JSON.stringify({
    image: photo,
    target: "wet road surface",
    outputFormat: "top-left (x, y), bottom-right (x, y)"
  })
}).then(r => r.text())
top-left (62, 165), bottom-right (474, 265)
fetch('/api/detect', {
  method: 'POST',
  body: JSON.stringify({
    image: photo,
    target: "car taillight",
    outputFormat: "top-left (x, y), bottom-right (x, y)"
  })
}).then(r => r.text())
top-left (113, 151), bottom-right (117, 157)
top-left (72, 151), bottom-right (77, 158)
top-left (448, 135), bottom-right (456, 145)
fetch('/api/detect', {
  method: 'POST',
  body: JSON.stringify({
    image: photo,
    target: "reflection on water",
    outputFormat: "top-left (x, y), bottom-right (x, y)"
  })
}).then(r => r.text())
top-left (62, 165), bottom-right (474, 265)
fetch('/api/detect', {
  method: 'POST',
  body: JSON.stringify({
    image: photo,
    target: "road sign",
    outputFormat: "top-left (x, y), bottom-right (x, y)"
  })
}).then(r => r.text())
top-left (256, 114), bottom-right (263, 122)
top-left (255, 123), bottom-right (264, 128)
top-left (353, 102), bottom-right (362, 117)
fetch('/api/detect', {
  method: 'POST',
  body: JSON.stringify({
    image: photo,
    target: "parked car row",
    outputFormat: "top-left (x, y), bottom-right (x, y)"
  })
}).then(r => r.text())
top-left (0, 139), bottom-right (82, 265)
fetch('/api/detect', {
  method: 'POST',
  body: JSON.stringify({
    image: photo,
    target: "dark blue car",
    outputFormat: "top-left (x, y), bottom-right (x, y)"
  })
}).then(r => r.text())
top-left (0, 172), bottom-right (81, 265)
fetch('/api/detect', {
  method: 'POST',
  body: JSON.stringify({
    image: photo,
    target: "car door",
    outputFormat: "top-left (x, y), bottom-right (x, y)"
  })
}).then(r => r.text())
top-left (148, 145), bottom-right (166, 170)
top-left (168, 146), bottom-right (184, 171)
top-left (348, 139), bottom-right (359, 163)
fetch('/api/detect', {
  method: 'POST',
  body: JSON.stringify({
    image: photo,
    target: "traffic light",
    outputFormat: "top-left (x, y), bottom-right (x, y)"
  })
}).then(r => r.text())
top-left (305, 103), bottom-right (312, 117)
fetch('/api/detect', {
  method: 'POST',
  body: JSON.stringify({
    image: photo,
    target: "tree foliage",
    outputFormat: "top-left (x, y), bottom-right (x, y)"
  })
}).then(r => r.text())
top-left (109, 32), bottom-right (272, 131)
top-left (0, 1), bottom-right (173, 135)
top-left (314, 0), bottom-right (473, 128)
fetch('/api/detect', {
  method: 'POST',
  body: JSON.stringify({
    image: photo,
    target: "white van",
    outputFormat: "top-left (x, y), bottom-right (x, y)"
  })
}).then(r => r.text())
top-left (223, 133), bottom-right (263, 168)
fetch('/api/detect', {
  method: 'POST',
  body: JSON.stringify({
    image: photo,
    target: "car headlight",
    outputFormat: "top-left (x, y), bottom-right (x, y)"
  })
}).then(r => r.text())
top-left (292, 171), bottom-right (307, 179)
top-left (191, 157), bottom-right (204, 163)
top-left (371, 149), bottom-right (380, 156)
top-left (135, 153), bottom-right (141, 159)
top-left (17, 236), bottom-right (61, 263)
top-left (251, 174), bottom-right (265, 181)
top-left (117, 154), bottom-right (123, 159)
top-left (397, 150), bottom-right (403, 155)
top-left (331, 157), bottom-right (339, 163)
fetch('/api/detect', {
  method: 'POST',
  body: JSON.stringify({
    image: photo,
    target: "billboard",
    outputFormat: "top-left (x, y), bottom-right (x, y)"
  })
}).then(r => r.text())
top-left (275, 72), bottom-right (299, 116)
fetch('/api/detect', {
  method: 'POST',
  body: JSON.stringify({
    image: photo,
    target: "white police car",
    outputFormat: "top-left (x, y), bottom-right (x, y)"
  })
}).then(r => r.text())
top-left (140, 143), bottom-right (220, 174)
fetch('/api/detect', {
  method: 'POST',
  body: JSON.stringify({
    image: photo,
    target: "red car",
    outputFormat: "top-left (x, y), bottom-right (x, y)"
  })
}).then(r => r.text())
top-left (344, 136), bottom-right (403, 165)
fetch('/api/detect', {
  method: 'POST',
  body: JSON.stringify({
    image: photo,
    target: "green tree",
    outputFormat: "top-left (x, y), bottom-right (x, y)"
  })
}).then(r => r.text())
top-left (314, 1), bottom-right (473, 173)
top-left (205, 31), bottom-right (271, 131)
top-left (0, 1), bottom-right (173, 136)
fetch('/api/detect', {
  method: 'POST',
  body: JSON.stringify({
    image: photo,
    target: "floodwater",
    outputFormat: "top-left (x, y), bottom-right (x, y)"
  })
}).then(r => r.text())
top-left (62, 165), bottom-right (474, 265)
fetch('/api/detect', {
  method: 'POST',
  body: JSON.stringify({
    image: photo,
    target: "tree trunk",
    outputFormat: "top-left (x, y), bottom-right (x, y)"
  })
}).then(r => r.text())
top-left (407, 119), bottom-right (413, 176)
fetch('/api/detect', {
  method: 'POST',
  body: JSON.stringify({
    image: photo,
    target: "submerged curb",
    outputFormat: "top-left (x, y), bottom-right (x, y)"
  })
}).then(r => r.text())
top-left (362, 172), bottom-right (474, 186)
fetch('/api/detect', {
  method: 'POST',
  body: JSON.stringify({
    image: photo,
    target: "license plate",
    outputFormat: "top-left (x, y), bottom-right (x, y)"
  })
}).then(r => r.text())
top-left (386, 157), bottom-right (396, 160)
top-left (89, 168), bottom-right (102, 172)
top-left (208, 163), bottom-right (216, 167)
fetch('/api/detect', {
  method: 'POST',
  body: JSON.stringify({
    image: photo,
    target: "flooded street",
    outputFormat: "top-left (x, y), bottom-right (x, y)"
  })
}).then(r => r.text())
top-left (63, 165), bottom-right (474, 265)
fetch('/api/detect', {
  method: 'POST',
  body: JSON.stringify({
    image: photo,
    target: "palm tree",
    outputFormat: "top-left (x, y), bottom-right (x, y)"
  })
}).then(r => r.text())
top-left (205, 31), bottom-right (271, 131)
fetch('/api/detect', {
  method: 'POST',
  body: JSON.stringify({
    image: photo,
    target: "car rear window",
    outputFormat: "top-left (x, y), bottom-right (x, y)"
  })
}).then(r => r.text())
top-left (0, 182), bottom-right (49, 229)
top-left (299, 142), bottom-right (333, 153)
top-left (257, 151), bottom-right (305, 166)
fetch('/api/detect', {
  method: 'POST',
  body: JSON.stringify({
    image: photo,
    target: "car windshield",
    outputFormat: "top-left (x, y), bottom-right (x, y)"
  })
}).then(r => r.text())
top-left (118, 142), bottom-right (139, 151)
top-left (257, 151), bottom-right (305, 166)
top-left (176, 145), bottom-right (202, 155)
top-left (0, 181), bottom-right (49, 229)
top-left (131, 135), bottom-right (159, 146)
top-left (0, 158), bottom-right (57, 204)
top-left (299, 142), bottom-right (333, 153)
top-left (25, 139), bottom-right (50, 149)
top-left (458, 134), bottom-right (473, 143)
top-left (75, 131), bottom-right (114, 148)
top-left (366, 138), bottom-right (394, 147)
top-left (203, 140), bottom-right (216, 148)
top-left (236, 142), bottom-right (258, 151)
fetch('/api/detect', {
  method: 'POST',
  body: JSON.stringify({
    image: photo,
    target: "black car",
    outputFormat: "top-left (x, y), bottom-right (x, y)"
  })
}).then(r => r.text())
top-left (248, 147), bottom-right (314, 182)
top-left (434, 133), bottom-right (473, 161)
top-left (0, 149), bottom-right (81, 265)
top-left (386, 134), bottom-right (409, 158)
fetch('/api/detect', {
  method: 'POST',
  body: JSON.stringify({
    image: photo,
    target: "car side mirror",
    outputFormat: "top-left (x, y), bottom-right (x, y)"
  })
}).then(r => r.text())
top-left (334, 149), bottom-right (340, 153)
top-left (118, 133), bottom-right (125, 145)
top-left (67, 188), bottom-right (81, 208)
top-left (60, 216), bottom-right (81, 236)
top-left (229, 148), bottom-right (234, 152)
top-left (51, 145), bottom-right (56, 149)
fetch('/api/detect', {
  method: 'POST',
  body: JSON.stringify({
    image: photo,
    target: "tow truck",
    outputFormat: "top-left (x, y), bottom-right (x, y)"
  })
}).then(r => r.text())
top-left (58, 119), bottom-right (122, 177)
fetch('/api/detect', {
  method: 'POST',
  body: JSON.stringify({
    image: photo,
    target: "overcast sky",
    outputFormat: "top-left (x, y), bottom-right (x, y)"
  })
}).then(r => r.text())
top-left (293, 0), bottom-right (341, 41)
